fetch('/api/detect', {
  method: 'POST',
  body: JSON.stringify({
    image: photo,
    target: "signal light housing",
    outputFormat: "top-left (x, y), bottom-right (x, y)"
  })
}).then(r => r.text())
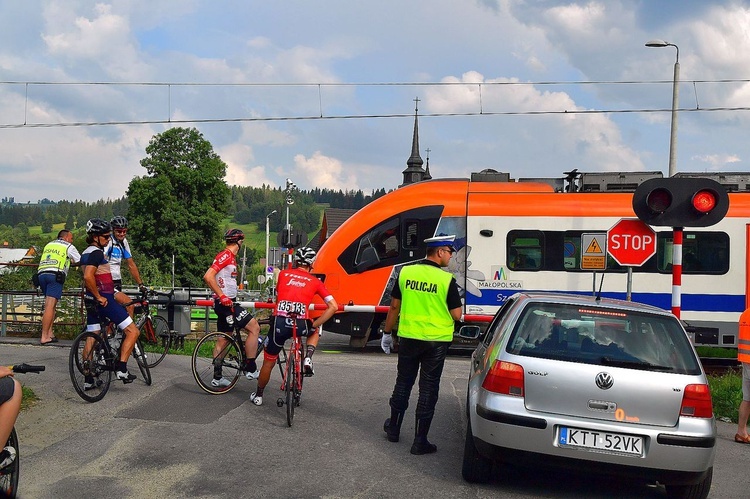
top-left (633, 177), bottom-right (729, 227)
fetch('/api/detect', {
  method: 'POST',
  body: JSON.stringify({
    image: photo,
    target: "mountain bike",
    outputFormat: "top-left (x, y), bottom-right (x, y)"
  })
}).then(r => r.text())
top-left (1, 363), bottom-right (44, 499)
top-left (275, 313), bottom-right (305, 427)
top-left (69, 312), bottom-right (151, 403)
top-left (122, 288), bottom-right (177, 368)
top-left (191, 300), bottom-right (284, 394)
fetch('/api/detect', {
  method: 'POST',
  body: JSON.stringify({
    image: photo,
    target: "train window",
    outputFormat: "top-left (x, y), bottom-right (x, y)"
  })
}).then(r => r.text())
top-left (404, 221), bottom-right (419, 249)
top-left (656, 232), bottom-right (729, 274)
top-left (560, 231), bottom-right (626, 272)
top-left (353, 218), bottom-right (400, 271)
top-left (337, 205), bottom-right (443, 275)
top-left (508, 231), bottom-right (543, 271)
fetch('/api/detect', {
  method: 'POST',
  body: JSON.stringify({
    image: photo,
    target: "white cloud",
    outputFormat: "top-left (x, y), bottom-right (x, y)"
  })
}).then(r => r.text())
top-left (293, 152), bottom-right (359, 191)
top-left (426, 71), bottom-right (645, 172)
top-left (692, 153), bottom-right (741, 170)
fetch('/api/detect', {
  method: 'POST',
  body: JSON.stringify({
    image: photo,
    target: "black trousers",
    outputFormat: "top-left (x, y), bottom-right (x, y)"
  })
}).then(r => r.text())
top-left (389, 337), bottom-right (450, 420)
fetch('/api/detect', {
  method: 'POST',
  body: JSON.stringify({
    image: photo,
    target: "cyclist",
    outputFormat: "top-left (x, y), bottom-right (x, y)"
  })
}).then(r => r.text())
top-left (80, 218), bottom-right (141, 385)
top-left (203, 228), bottom-right (262, 388)
top-left (106, 216), bottom-right (146, 316)
top-left (0, 365), bottom-right (21, 468)
top-left (250, 246), bottom-right (338, 406)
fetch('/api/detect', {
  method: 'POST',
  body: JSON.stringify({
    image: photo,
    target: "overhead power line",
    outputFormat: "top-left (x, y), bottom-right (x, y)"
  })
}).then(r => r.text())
top-left (1, 78), bottom-right (749, 129)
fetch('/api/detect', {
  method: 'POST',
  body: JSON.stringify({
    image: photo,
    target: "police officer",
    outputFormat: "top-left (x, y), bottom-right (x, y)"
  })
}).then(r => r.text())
top-left (37, 229), bottom-right (80, 344)
top-left (381, 234), bottom-right (462, 455)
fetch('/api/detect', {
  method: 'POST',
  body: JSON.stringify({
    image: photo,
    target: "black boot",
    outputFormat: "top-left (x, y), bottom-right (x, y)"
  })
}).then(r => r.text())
top-left (383, 409), bottom-right (404, 443)
top-left (410, 418), bottom-right (437, 455)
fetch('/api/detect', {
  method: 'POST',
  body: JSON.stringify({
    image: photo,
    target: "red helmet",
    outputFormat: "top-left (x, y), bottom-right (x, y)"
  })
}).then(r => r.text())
top-left (224, 228), bottom-right (245, 243)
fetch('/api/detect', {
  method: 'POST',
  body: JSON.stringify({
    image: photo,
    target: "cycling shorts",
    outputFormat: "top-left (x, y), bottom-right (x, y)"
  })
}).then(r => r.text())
top-left (213, 300), bottom-right (254, 332)
top-left (85, 293), bottom-right (133, 332)
top-left (0, 376), bottom-right (16, 404)
top-left (112, 279), bottom-right (123, 292)
top-left (264, 316), bottom-right (315, 359)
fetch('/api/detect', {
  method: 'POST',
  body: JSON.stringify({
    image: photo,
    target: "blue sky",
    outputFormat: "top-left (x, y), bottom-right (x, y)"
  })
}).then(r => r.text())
top-left (1, 0), bottom-right (749, 202)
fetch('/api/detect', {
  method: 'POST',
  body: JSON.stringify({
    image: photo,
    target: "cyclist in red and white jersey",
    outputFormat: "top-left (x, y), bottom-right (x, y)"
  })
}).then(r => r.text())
top-left (250, 246), bottom-right (338, 406)
top-left (203, 229), bottom-right (261, 388)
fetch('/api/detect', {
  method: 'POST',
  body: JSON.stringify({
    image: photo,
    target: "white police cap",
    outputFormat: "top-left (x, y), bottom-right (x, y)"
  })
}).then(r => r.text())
top-left (424, 234), bottom-right (456, 250)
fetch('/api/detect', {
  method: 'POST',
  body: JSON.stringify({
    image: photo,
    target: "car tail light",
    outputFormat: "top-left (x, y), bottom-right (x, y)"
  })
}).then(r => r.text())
top-left (481, 361), bottom-right (524, 397)
top-left (680, 384), bottom-right (713, 418)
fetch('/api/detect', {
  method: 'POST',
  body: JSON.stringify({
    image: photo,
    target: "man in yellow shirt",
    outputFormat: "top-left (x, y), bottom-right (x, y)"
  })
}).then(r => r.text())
top-left (381, 234), bottom-right (462, 455)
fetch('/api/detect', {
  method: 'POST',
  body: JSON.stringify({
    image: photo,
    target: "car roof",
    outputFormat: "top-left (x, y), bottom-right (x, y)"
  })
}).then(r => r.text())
top-left (512, 291), bottom-right (673, 317)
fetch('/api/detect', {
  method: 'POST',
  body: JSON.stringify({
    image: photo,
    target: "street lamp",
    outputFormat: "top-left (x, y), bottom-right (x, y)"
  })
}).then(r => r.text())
top-left (646, 39), bottom-right (679, 177)
top-left (265, 210), bottom-right (277, 277)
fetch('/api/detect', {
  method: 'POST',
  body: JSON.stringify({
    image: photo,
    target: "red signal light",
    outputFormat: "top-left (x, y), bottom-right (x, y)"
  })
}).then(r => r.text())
top-left (646, 188), bottom-right (672, 213)
top-left (692, 190), bottom-right (717, 214)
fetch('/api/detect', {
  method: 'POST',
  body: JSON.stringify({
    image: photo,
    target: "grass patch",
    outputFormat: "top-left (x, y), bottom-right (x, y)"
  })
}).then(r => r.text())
top-left (21, 385), bottom-right (38, 411)
top-left (696, 346), bottom-right (737, 358)
top-left (708, 370), bottom-right (742, 423)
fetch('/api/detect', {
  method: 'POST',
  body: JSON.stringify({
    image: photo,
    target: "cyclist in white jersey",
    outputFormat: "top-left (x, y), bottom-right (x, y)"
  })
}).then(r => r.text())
top-left (106, 216), bottom-right (146, 316)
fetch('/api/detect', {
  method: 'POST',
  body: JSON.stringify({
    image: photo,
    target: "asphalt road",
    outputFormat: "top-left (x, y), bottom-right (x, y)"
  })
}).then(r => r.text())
top-left (2, 335), bottom-right (749, 499)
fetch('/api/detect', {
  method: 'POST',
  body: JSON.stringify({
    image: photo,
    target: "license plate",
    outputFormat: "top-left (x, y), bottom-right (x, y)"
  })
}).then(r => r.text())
top-left (559, 426), bottom-right (643, 456)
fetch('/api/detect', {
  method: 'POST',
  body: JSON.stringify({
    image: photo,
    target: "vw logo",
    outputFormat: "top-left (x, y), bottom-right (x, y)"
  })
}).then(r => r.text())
top-left (595, 372), bottom-right (614, 390)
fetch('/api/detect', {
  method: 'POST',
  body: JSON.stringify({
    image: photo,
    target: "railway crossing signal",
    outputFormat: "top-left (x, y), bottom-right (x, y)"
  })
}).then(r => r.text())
top-left (632, 177), bottom-right (729, 227)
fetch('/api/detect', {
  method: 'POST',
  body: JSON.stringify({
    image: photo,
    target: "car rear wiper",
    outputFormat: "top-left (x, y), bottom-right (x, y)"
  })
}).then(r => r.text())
top-left (600, 357), bottom-right (675, 371)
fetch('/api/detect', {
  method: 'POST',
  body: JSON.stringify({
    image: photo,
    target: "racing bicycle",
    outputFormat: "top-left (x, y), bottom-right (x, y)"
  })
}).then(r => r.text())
top-left (69, 313), bottom-right (151, 403)
top-left (123, 288), bottom-right (178, 368)
top-left (191, 300), bottom-right (279, 394)
top-left (275, 313), bottom-right (306, 427)
top-left (1, 363), bottom-right (44, 499)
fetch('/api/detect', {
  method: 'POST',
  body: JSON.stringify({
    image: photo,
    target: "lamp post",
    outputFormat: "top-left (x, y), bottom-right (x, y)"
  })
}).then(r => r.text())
top-left (265, 209), bottom-right (277, 278)
top-left (284, 178), bottom-right (296, 269)
top-left (646, 39), bottom-right (679, 177)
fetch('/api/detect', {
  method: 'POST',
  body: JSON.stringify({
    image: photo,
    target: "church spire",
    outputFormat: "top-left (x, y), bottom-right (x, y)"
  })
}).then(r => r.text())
top-left (401, 97), bottom-right (426, 187)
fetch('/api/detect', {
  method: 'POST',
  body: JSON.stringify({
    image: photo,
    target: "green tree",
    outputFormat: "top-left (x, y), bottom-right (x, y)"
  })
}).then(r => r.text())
top-left (126, 127), bottom-right (230, 286)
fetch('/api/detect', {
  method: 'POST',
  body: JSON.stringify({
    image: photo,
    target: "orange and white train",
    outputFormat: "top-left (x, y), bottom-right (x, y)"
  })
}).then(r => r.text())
top-left (311, 171), bottom-right (750, 348)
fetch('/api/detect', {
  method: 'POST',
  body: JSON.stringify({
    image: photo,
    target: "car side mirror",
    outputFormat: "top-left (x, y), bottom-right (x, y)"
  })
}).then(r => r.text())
top-left (458, 325), bottom-right (482, 340)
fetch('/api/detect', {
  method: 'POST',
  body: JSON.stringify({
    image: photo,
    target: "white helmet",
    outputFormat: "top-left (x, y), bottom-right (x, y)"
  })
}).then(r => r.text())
top-left (294, 246), bottom-right (316, 266)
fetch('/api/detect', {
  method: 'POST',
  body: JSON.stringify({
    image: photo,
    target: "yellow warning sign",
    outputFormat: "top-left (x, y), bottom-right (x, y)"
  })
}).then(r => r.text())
top-left (585, 238), bottom-right (603, 254)
top-left (581, 233), bottom-right (607, 270)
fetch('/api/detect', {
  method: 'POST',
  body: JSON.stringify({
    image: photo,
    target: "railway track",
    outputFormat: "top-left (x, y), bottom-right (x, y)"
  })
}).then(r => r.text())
top-left (700, 357), bottom-right (740, 376)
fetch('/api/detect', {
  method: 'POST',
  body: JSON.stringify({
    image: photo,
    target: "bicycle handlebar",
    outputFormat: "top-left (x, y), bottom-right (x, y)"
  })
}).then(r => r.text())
top-left (10, 363), bottom-right (45, 374)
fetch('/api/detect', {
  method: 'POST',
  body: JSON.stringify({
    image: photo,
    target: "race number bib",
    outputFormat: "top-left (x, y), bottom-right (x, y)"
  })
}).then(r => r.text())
top-left (276, 300), bottom-right (306, 316)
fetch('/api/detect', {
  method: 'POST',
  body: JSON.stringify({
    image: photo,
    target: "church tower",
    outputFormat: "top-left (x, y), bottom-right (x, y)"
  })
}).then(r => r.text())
top-left (400, 97), bottom-right (428, 187)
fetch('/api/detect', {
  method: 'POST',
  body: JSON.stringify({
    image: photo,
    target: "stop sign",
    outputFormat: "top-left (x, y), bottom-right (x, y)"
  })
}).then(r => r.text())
top-left (607, 218), bottom-right (656, 266)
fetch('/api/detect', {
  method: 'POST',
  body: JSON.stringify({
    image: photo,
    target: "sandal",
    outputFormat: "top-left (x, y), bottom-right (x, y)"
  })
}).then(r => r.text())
top-left (734, 433), bottom-right (750, 444)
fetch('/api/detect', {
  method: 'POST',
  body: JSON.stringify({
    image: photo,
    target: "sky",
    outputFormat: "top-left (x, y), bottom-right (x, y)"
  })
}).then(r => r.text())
top-left (2, 0), bottom-right (750, 203)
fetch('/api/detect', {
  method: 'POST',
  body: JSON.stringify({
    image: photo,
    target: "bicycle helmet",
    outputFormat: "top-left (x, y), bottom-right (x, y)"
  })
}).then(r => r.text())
top-left (110, 216), bottom-right (128, 229)
top-left (86, 218), bottom-right (111, 235)
top-left (224, 228), bottom-right (245, 243)
top-left (294, 246), bottom-right (316, 266)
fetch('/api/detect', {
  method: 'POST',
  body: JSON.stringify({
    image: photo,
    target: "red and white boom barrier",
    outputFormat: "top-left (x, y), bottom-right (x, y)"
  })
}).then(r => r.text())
top-left (193, 300), bottom-right (492, 323)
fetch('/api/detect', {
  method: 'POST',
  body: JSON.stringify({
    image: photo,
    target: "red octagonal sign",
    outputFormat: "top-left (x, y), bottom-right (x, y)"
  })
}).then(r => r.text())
top-left (607, 218), bottom-right (656, 267)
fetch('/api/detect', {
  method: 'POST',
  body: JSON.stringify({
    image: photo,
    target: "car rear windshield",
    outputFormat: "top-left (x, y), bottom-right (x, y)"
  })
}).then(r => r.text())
top-left (506, 302), bottom-right (702, 375)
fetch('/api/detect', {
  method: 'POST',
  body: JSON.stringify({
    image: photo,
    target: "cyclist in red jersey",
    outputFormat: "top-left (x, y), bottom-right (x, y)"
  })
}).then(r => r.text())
top-left (203, 229), bottom-right (262, 388)
top-left (250, 246), bottom-right (338, 406)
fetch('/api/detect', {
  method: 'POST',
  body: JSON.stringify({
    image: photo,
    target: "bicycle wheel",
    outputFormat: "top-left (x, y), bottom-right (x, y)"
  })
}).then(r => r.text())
top-left (192, 332), bottom-right (242, 394)
top-left (0, 428), bottom-right (19, 498)
top-left (285, 345), bottom-right (298, 427)
top-left (132, 338), bottom-right (152, 386)
top-left (139, 315), bottom-right (171, 368)
top-left (69, 331), bottom-right (111, 403)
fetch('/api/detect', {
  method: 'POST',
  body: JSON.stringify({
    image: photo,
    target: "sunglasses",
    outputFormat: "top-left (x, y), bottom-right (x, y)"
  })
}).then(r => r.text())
top-left (98, 233), bottom-right (112, 239)
top-left (114, 229), bottom-right (127, 234)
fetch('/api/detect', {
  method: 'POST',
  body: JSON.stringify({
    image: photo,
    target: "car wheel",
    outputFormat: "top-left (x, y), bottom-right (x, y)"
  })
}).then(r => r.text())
top-left (461, 419), bottom-right (493, 483)
top-left (665, 467), bottom-right (712, 499)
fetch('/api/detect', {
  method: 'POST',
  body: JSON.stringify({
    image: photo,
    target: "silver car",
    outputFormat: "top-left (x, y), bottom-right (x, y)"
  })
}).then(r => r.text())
top-left (461, 292), bottom-right (716, 499)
